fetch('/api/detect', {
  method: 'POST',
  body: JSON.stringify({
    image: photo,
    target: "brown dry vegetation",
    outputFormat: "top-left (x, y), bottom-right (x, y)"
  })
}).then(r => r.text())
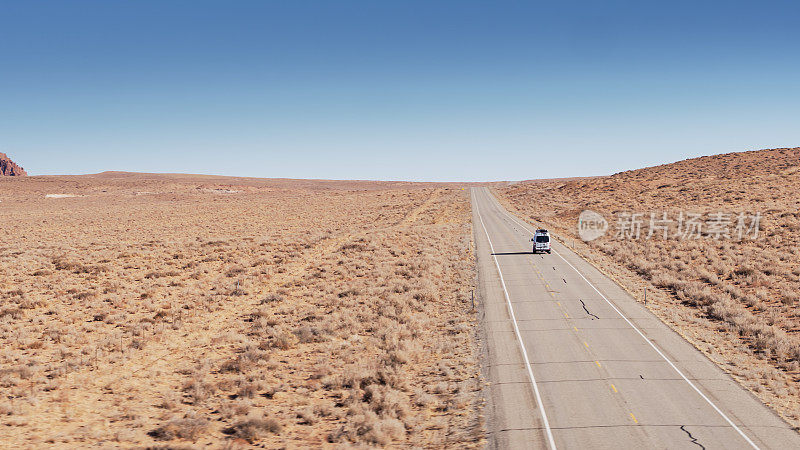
top-left (497, 147), bottom-right (800, 428)
top-left (0, 174), bottom-right (483, 447)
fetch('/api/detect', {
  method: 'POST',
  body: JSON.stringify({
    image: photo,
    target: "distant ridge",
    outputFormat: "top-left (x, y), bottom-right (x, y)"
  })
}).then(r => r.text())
top-left (609, 146), bottom-right (800, 181)
top-left (0, 152), bottom-right (26, 176)
top-left (48, 171), bottom-right (497, 189)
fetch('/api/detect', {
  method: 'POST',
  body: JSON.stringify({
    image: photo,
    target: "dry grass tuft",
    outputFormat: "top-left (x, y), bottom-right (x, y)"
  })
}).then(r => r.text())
top-left (148, 417), bottom-right (208, 441)
top-left (222, 416), bottom-right (282, 442)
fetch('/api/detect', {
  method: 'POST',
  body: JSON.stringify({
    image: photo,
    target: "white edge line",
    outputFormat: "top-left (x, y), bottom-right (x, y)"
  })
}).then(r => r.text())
top-left (472, 188), bottom-right (557, 450)
top-left (487, 189), bottom-right (760, 450)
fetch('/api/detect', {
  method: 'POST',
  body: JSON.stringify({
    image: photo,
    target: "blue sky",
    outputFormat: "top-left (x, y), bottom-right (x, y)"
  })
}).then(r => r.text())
top-left (1, 1), bottom-right (798, 181)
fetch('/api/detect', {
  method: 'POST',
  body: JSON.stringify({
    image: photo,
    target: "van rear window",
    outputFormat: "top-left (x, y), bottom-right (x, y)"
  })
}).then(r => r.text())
top-left (536, 236), bottom-right (549, 243)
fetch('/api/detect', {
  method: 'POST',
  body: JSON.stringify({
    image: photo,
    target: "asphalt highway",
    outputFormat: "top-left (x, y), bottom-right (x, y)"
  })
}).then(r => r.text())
top-left (472, 187), bottom-right (799, 449)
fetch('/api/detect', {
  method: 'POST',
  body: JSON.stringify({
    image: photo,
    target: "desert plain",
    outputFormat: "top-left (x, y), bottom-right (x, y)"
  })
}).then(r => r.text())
top-left (0, 173), bottom-right (484, 447)
top-left (3, 147), bottom-right (800, 448)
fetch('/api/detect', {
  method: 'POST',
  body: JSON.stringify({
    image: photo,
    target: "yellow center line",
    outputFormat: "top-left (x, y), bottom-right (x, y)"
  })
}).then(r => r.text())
top-left (563, 312), bottom-right (569, 319)
top-left (573, 326), bottom-right (578, 332)
top-left (595, 360), bottom-right (602, 368)
top-left (583, 341), bottom-right (589, 348)
top-left (611, 384), bottom-right (618, 393)
top-left (630, 413), bottom-right (638, 424)
top-left (556, 301), bottom-right (561, 307)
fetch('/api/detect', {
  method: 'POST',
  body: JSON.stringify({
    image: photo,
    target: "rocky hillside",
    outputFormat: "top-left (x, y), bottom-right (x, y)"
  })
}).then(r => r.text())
top-left (0, 153), bottom-right (27, 176)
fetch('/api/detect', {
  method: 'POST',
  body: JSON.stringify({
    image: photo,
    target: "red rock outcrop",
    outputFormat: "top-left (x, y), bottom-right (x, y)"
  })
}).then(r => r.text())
top-left (0, 153), bottom-right (27, 176)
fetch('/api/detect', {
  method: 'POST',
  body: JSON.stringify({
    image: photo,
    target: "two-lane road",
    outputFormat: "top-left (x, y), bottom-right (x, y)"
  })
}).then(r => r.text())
top-left (472, 187), bottom-right (799, 449)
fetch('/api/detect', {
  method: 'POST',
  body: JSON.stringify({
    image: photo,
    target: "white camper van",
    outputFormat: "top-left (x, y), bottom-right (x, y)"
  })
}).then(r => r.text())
top-left (532, 229), bottom-right (551, 254)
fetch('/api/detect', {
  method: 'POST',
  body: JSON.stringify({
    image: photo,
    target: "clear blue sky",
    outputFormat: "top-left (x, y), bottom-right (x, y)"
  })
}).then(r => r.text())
top-left (1, 1), bottom-right (798, 181)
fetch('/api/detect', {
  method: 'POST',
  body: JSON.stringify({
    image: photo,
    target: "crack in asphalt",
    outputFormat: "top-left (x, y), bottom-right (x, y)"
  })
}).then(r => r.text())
top-left (579, 299), bottom-right (600, 320)
top-left (680, 425), bottom-right (706, 449)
